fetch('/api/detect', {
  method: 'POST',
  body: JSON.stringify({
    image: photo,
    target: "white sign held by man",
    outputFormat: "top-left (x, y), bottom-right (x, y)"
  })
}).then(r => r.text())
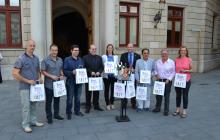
top-left (89, 77), bottom-right (103, 91)
top-left (30, 84), bottom-right (45, 102)
top-left (76, 68), bottom-right (88, 84)
top-left (53, 80), bottom-right (67, 97)
top-left (140, 70), bottom-right (151, 84)
top-left (153, 81), bottom-right (165, 96)
top-left (136, 86), bottom-right (148, 100)
top-left (174, 73), bottom-right (187, 88)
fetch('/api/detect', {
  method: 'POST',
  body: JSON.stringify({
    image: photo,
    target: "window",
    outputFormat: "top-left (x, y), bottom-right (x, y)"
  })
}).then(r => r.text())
top-left (167, 7), bottom-right (183, 48)
top-left (119, 3), bottom-right (139, 47)
top-left (0, 0), bottom-right (21, 48)
top-left (211, 13), bottom-right (217, 48)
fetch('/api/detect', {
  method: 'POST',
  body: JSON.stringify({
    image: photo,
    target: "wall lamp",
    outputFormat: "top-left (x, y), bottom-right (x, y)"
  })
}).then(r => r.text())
top-left (154, 0), bottom-right (166, 28)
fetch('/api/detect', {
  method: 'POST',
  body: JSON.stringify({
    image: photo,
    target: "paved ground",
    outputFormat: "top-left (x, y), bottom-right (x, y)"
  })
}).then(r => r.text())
top-left (0, 68), bottom-right (220, 140)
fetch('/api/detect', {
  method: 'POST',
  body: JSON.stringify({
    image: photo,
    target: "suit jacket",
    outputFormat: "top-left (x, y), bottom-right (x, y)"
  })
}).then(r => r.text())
top-left (83, 53), bottom-right (104, 77)
top-left (120, 52), bottom-right (141, 69)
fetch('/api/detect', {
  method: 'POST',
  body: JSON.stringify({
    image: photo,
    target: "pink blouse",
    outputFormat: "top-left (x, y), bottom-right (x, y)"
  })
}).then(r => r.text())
top-left (175, 57), bottom-right (192, 81)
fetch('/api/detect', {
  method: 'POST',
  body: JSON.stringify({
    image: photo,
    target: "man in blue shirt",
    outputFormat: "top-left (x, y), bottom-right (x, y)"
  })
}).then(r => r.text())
top-left (64, 45), bottom-right (84, 120)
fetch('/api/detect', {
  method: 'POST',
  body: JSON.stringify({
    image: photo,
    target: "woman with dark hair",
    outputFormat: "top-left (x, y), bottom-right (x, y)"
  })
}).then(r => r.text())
top-left (102, 44), bottom-right (118, 110)
top-left (173, 46), bottom-right (193, 118)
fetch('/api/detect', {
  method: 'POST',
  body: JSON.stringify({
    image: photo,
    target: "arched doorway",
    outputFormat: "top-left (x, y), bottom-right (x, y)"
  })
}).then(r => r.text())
top-left (53, 11), bottom-right (88, 59)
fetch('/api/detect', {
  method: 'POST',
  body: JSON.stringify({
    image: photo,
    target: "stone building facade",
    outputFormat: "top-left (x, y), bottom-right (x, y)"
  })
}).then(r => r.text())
top-left (0, 0), bottom-right (220, 80)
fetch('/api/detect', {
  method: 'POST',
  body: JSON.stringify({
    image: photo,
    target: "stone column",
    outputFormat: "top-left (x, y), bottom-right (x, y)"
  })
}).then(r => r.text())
top-left (104, 0), bottom-right (115, 47)
top-left (30, 0), bottom-right (46, 60)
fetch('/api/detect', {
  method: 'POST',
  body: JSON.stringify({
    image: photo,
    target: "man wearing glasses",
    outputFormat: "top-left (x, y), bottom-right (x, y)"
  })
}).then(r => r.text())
top-left (64, 45), bottom-right (85, 120)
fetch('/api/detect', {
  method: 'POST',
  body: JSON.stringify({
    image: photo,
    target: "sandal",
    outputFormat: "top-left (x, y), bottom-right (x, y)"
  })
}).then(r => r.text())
top-left (180, 113), bottom-right (187, 118)
top-left (172, 111), bottom-right (180, 116)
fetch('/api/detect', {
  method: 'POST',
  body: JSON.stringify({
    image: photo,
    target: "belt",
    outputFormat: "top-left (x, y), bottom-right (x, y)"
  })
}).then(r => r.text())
top-left (158, 79), bottom-right (167, 82)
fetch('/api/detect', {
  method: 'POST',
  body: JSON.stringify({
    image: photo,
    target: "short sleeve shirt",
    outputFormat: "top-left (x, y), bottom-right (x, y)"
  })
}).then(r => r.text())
top-left (14, 53), bottom-right (40, 90)
top-left (41, 56), bottom-right (63, 89)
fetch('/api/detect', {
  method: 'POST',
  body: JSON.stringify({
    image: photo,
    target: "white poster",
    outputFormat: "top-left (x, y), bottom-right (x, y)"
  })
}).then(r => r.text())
top-left (89, 77), bottom-right (103, 91)
top-left (136, 86), bottom-right (148, 100)
top-left (53, 80), bottom-right (67, 97)
top-left (125, 82), bottom-right (135, 99)
top-left (174, 73), bottom-right (187, 88)
top-left (114, 82), bottom-right (125, 98)
top-left (76, 68), bottom-right (88, 84)
top-left (104, 62), bottom-right (116, 74)
top-left (140, 70), bottom-right (151, 84)
top-left (30, 84), bottom-right (45, 102)
top-left (153, 81), bottom-right (165, 96)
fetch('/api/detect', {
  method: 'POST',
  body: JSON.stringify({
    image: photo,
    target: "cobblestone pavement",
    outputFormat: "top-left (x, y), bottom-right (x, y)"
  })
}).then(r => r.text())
top-left (0, 69), bottom-right (220, 140)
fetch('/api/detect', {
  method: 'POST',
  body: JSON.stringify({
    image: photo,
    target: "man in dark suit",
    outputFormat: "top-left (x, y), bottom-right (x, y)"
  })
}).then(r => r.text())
top-left (83, 44), bottom-right (104, 113)
top-left (120, 43), bottom-right (141, 109)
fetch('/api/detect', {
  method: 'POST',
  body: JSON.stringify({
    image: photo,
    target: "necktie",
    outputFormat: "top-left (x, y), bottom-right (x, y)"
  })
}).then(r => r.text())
top-left (129, 53), bottom-right (132, 67)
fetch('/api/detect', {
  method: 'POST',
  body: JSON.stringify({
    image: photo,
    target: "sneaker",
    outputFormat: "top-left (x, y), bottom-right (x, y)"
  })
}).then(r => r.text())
top-left (23, 127), bottom-right (32, 133)
top-left (32, 122), bottom-right (44, 127)
top-left (54, 115), bottom-right (64, 120)
top-left (106, 105), bottom-right (111, 110)
top-left (111, 105), bottom-right (115, 110)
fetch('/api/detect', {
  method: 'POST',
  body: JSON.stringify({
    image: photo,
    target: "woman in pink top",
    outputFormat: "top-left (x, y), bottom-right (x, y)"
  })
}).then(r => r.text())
top-left (173, 47), bottom-right (192, 118)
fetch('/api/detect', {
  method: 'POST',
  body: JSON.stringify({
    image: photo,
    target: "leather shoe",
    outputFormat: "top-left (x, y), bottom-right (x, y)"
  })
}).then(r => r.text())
top-left (163, 112), bottom-right (169, 116)
top-left (94, 106), bottom-right (104, 111)
top-left (67, 114), bottom-right (71, 120)
top-left (85, 108), bottom-right (90, 113)
top-left (152, 108), bottom-right (160, 113)
top-left (54, 115), bottom-right (64, 120)
top-left (23, 127), bottom-right (32, 133)
top-left (75, 112), bottom-right (84, 117)
top-left (47, 118), bottom-right (53, 124)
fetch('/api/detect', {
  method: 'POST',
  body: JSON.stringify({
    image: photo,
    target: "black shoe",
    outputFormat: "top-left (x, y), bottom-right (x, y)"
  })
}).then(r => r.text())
top-left (85, 108), bottom-right (90, 113)
top-left (67, 114), bottom-right (71, 120)
top-left (54, 115), bottom-right (64, 120)
top-left (163, 112), bottom-right (169, 116)
top-left (75, 112), bottom-right (84, 117)
top-left (131, 104), bottom-right (136, 110)
top-left (47, 118), bottom-right (53, 124)
top-left (94, 106), bottom-right (104, 111)
top-left (152, 108), bottom-right (161, 113)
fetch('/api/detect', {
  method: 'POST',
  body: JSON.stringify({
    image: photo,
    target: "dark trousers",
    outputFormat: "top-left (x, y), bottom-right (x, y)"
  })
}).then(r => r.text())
top-left (155, 81), bottom-right (172, 112)
top-left (0, 69), bottom-right (2, 83)
top-left (85, 83), bottom-right (100, 108)
top-left (45, 87), bottom-right (60, 120)
top-left (175, 80), bottom-right (191, 109)
top-left (103, 77), bottom-right (117, 105)
top-left (66, 83), bottom-right (82, 114)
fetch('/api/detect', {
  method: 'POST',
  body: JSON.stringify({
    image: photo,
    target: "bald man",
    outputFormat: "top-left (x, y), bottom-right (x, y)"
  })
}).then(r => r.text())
top-left (12, 40), bottom-right (44, 133)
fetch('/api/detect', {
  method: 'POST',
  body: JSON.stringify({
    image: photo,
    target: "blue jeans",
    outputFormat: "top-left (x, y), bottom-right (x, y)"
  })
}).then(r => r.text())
top-left (66, 83), bottom-right (82, 114)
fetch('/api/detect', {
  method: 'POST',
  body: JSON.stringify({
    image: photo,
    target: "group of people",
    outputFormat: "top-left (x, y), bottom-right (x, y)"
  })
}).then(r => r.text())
top-left (12, 39), bottom-right (192, 133)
